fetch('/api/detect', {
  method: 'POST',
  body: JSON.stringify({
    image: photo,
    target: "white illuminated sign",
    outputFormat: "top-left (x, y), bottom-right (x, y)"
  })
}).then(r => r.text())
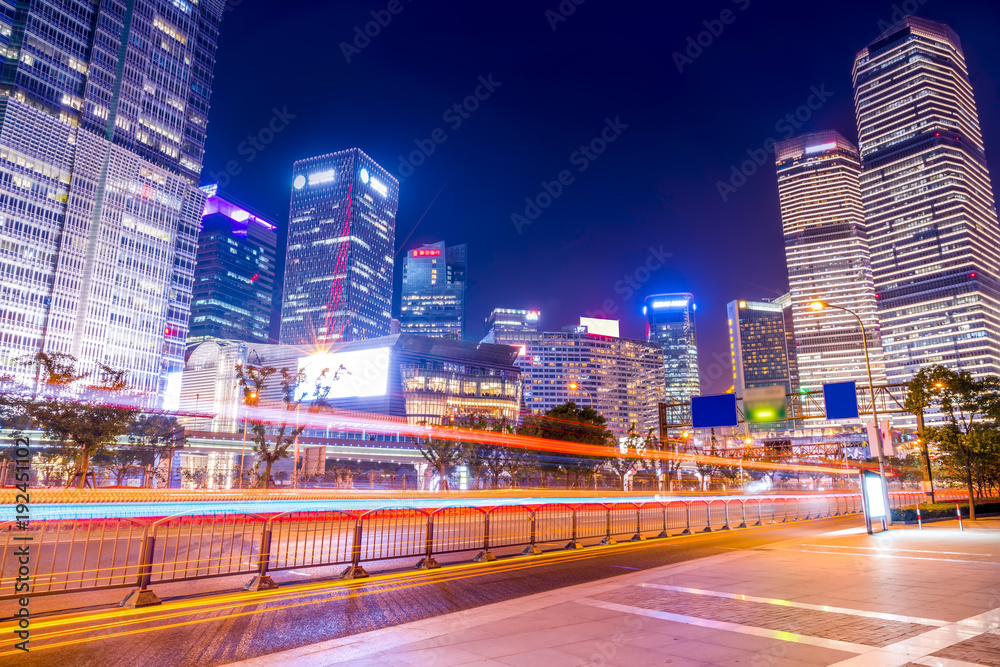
top-left (369, 176), bottom-right (388, 197)
top-left (526, 311), bottom-right (539, 321)
top-left (864, 474), bottom-right (887, 519)
top-left (307, 169), bottom-right (336, 186)
top-left (652, 300), bottom-right (689, 309)
top-left (580, 317), bottom-right (619, 338)
top-left (359, 168), bottom-right (370, 183)
top-left (298, 348), bottom-right (390, 398)
top-left (293, 174), bottom-right (306, 189)
top-left (805, 142), bottom-right (837, 155)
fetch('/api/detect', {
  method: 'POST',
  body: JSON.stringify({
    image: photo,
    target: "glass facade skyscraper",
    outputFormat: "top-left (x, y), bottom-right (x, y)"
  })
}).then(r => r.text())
top-left (726, 299), bottom-right (796, 396)
top-left (775, 131), bottom-right (887, 392)
top-left (189, 186), bottom-right (277, 345)
top-left (643, 294), bottom-right (700, 404)
top-left (280, 149), bottom-right (399, 347)
top-left (0, 0), bottom-right (222, 405)
top-left (399, 241), bottom-right (467, 339)
top-left (853, 16), bottom-right (1000, 381)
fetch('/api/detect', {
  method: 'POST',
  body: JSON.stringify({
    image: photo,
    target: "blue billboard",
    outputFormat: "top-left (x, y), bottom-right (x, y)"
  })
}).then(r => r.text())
top-left (691, 393), bottom-right (739, 428)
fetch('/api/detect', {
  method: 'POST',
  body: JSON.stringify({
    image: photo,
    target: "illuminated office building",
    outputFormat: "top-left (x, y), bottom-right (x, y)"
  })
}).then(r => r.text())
top-left (853, 16), bottom-right (1000, 380)
top-left (773, 292), bottom-right (800, 391)
top-left (189, 186), bottom-right (277, 344)
top-left (280, 149), bottom-right (399, 347)
top-left (643, 294), bottom-right (700, 404)
top-left (0, 0), bottom-right (223, 406)
top-left (481, 308), bottom-right (540, 343)
top-left (726, 299), bottom-right (796, 396)
top-left (494, 323), bottom-right (665, 434)
top-left (775, 132), bottom-right (886, 392)
top-left (181, 335), bottom-right (521, 429)
top-left (399, 241), bottom-right (467, 339)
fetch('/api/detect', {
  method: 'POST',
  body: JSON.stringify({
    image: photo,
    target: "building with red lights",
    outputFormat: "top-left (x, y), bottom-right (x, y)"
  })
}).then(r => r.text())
top-left (399, 241), bottom-right (467, 339)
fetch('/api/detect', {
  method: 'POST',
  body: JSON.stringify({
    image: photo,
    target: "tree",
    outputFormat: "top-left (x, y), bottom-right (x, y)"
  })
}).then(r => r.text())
top-left (517, 402), bottom-right (613, 488)
top-left (12, 353), bottom-right (138, 489)
top-left (912, 366), bottom-right (1000, 520)
top-left (607, 425), bottom-right (642, 491)
top-left (419, 435), bottom-right (464, 492)
top-left (234, 363), bottom-right (308, 489)
top-left (128, 414), bottom-right (186, 487)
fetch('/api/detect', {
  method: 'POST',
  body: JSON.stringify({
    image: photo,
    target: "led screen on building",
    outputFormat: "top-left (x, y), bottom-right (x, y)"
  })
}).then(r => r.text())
top-left (298, 348), bottom-right (391, 398)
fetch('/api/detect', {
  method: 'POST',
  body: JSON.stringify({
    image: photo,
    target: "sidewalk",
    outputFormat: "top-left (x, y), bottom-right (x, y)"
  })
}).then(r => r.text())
top-left (230, 519), bottom-right (1000, 667)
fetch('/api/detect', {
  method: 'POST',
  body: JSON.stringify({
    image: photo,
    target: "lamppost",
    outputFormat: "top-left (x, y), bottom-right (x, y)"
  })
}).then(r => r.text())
top-left (809, 300), bottom-right (891, 526)
top-left (238, 390), bottom-right (256, 490)
top-left (568, 381), bottom-right (593, 409)
top-left (293, 389), bottom-right (308, 490)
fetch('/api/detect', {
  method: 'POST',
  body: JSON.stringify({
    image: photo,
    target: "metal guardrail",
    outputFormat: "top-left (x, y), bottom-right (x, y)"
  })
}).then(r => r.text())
top-left (0, 492), bottom-right (937, 607)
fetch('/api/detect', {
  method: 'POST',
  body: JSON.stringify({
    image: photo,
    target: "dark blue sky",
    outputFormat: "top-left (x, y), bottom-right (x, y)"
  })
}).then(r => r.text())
top-left (203, 0), bottom-right (1000, 393)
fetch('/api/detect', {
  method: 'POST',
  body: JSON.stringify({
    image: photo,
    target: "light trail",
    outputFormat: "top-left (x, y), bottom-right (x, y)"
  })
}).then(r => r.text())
top-left (0, 539), bottom-right (664, 656)
top-left (0, 514), bottom-right (856, 656)
top-left (2, 383), bottom-right (877, 479)
top-left (2, 491), bottom-right (859, 521)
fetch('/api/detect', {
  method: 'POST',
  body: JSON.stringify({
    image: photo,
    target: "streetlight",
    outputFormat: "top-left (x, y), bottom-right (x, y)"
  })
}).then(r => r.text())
top-left (568, 381), bottom-right (594, 409)
top-left (238, 391), bottom-right (256, 490)
top-left (809, 300), bottom-right (892, 526)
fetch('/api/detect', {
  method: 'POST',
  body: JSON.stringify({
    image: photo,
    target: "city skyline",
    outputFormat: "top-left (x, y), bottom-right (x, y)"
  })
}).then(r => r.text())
top-left (203, 2), bottom-right (1000, 394)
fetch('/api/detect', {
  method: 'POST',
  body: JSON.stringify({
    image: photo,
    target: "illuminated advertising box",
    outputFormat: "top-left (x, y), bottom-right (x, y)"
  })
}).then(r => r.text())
top-left (298, 348), bottom-right (391, 398)
top-left (743, 385), bottom-right (787, 423)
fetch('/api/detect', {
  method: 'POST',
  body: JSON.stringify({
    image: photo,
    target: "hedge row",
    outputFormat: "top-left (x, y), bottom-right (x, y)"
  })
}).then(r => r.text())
top-left (892, 499), bottom-right (1000, 521)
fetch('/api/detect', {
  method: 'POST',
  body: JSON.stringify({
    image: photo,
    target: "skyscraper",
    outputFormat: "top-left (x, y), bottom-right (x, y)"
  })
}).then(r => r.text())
top-left (280, 149), bottom-right (399, 347)
top-left (188, 186), bottom-right (277, 345)
top-left (775, 132), bottom-right (886, 392)
top-left (853, 16), bottom-right (1000, 381)
top-left (481, 308), bottom-right (540, 343)
top-left (399, 241), bottom-right (467, 339)
top-left (643, 294), bottom-right (700, 404)
top-left (0, 1), bottom-right (223, 405)
top-left (726, 299), bottom-right (796, 396)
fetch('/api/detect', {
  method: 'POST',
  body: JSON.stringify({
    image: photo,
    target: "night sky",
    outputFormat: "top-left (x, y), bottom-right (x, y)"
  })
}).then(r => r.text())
top-left (202, 0), bottom-right (1000, 393)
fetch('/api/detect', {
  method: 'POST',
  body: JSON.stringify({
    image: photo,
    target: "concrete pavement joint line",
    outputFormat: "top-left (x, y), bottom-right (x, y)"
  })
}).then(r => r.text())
top-left (576, 598), bottom-right (876, 654)
top-left (826, 606), bottom-right (1000, 667)
top-left (221, 545), bottom-right (763, 665)
top-left (801, 544), bottom-right (999, 557)
top-left (788, 548), bottom-right (1000, 565)
top-left (638, 583), bottom-right (950, 627)
top-left (913, 657), bottom-right (992, 667)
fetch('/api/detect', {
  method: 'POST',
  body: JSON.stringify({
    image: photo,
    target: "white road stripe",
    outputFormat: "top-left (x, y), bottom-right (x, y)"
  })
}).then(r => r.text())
top-left (577, 597), bottom-right (875, 654)
top-left (638, 583), bottom-right (949, 627)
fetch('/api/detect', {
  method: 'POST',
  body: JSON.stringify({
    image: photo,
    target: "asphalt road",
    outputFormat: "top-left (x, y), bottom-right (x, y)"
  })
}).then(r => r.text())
top-left (2, 515), bottom-right (864, 666)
